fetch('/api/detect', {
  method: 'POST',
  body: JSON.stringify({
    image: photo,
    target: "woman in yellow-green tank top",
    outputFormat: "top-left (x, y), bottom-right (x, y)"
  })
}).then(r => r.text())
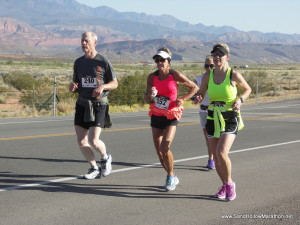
top-left (206, 67), bottom-right (239, 139)
top-left (195, 43), bottom-right (252, 201)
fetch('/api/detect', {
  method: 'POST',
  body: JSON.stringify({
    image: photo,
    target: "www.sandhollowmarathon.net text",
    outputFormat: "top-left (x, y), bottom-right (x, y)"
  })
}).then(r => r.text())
top-left (221, 214), bottom-right (293, 219)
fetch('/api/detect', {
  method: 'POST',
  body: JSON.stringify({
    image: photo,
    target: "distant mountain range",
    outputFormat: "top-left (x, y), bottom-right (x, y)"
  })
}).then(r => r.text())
top-left (0, 0), bottom-right (300, 63)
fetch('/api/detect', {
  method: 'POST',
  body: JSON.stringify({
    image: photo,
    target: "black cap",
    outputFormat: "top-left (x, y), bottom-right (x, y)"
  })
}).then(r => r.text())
top-left (211, 46), bottom-right (228, 54)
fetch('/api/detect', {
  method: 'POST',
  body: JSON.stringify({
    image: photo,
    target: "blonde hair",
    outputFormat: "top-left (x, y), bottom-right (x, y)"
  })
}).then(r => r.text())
top-left (205, 55), bottom-right (213, 63)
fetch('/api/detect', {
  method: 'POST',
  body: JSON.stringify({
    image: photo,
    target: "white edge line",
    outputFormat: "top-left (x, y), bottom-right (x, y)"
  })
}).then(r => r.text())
top-left (0, 140), bottom-right (299, 192)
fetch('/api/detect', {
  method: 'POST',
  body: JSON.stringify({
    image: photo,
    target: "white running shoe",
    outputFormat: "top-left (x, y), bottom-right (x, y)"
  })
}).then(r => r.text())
top-left (84, 167), bottom-right (100, 180)
top-left (100, 153), bottom-right (112, 177)
top-left (165, 175), bottom-right (179, 191)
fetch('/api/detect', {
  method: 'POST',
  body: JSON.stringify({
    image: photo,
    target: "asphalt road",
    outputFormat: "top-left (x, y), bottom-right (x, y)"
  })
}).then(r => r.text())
top-left (0, 99), bottom-right (299, 225)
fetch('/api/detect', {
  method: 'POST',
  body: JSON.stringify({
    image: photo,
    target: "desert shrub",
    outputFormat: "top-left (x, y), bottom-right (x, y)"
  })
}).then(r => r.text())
top-left (56, 98), bottom-right (75, 115)
top-left (3, 71), bottom-right (38, 90)
top-left (0, 95), bottom-right (6, 103)
top-left (109, 70), bottom-right (149, 106)
top-left (19, 78), bottom-right (56, 110)
top-left (281, 72), bottom-right (289, 76)
top-left (242, 71), bottom-right (273, 93)
top-left (0, 86), bottom-right (9, 92)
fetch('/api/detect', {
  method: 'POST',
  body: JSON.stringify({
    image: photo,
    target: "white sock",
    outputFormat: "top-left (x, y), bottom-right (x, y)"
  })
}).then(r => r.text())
top-left (92, 165), bottom-right (99, 170)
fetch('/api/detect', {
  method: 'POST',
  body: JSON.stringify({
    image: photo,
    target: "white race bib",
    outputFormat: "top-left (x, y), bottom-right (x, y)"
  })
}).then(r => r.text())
top-left (154, 95), bottom-right (170, 110)
top-left (82, 77), bottom-right (97, 88)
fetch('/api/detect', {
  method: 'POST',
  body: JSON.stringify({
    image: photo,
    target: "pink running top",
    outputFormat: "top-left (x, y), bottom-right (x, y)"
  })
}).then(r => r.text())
top-left (149, 70), bottom-right (183, 120)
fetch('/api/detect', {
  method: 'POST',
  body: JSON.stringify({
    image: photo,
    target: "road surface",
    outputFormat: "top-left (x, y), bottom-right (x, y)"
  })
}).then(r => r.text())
top-left (0, 99), bottom-right (299, 225)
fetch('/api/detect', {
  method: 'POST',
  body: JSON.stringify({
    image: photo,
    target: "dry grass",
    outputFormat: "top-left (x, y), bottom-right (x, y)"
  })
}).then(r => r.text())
top-left (0, 104), bottom-right (38, 117)
top-left (1, 91), bottom-right (299, 118)
top-left (1, 60), bottom-right (300, 118)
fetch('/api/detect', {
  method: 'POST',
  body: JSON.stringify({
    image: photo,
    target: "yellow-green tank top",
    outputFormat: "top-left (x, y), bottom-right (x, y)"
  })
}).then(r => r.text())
top-left (206, 68), bottom-right (244, 137)
top-left (207, 68), bottom-right (237, 108)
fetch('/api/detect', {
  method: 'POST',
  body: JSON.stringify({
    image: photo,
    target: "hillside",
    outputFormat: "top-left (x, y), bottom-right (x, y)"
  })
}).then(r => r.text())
top-left (0, 0), bottom-right (300, 63)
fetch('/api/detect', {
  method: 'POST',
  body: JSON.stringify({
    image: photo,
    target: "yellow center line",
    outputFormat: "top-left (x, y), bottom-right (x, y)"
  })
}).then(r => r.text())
top-left (103, 126), bottom-right (150, 133)
top-left (0, 132), bottom-right (76, 141)
top-left (0, 114), bottom-right (299, 141)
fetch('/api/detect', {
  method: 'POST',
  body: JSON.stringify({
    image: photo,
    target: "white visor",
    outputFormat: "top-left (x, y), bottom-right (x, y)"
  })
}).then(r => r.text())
top-left (153, 51), bottom-right (171, 60)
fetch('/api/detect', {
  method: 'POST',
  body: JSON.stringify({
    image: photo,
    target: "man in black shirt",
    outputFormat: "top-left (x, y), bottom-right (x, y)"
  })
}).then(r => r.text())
top-left (69, 32), bottom-right (118, 179)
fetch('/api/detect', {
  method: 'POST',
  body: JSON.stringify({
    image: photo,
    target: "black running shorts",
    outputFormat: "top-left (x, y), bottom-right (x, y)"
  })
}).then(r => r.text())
top-left (74, 103), bottom-right (107, 129)
top-left (205, 117), bottom-right (239, 138)
top-left (151, 115), bottom-right (179, 129)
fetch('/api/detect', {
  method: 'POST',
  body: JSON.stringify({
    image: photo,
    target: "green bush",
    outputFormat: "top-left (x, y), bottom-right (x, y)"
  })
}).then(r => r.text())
top-left (0, 95), bottom-right (6, 103)
top-left (109, 70), bottom-right (149, 106)
top-left (3, 71), bottom-right (38, 90)
top-left (242, 71), bottom-right (272, 93)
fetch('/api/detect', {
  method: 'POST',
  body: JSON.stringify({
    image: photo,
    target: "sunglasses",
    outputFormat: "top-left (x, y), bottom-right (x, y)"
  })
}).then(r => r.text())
top-left (204, 64), bottom-right (214, 68)
top-left (211, 52), bottom-right (226, 57)
top-left (154, 58), bottom-right (166, 63)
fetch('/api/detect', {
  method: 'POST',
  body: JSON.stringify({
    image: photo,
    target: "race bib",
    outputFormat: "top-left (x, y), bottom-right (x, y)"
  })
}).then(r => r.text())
top-left (82, 77), bottom-right (97, 88)
top-left (154, 95), bottom-right (170, 110)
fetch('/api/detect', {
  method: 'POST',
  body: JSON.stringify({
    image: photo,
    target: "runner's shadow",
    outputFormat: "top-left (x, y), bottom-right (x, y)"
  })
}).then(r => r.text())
top-left (175, 164), bottom-right (212, 172)
top-left (0, 155), bottom-right (85, 163)
top-left (27, 182), bottom-right (225, 202)
top-left (0, 173), bottom-right (225, 202)
top-left (112, 161), bottom-right (161, 168)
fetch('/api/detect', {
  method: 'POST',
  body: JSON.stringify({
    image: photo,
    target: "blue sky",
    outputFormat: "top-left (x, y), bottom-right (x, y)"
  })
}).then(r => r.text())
top-left (76, 0), bottom-right (299, 35)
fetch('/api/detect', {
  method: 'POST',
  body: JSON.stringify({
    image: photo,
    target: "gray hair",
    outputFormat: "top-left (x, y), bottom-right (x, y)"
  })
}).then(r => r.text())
top-left (82, 32), bottom-right (98, 41)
